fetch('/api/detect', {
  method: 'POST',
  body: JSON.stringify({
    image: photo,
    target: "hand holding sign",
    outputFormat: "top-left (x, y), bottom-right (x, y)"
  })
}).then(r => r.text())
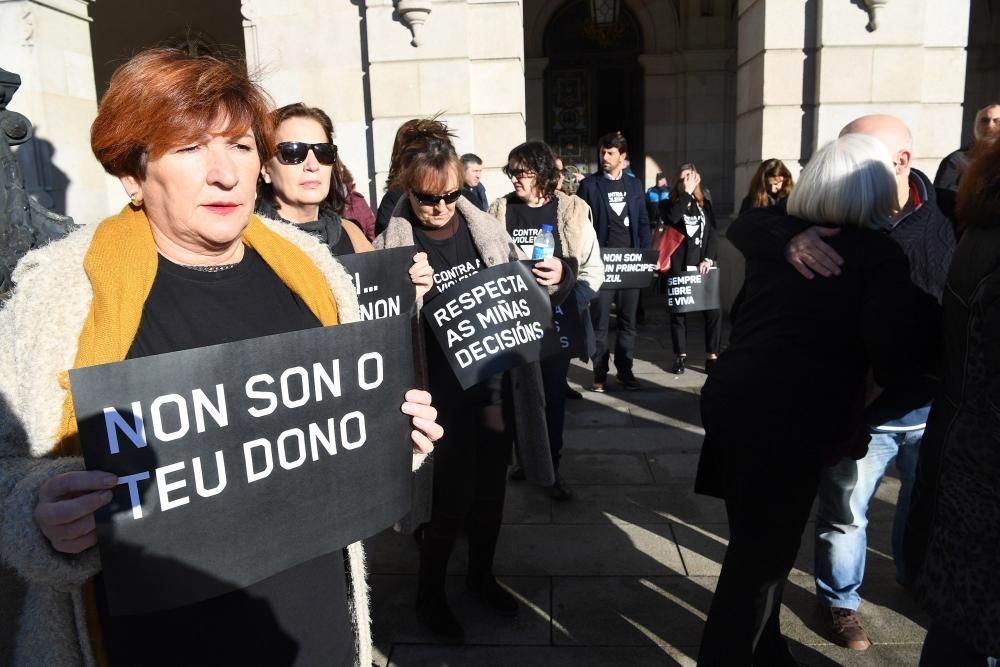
top-left (34, 470), bottom-right (117, 554)
top-left (409, 252), bottom-right (434, 300)
top-left (402, 388), bottom-right (442, 453)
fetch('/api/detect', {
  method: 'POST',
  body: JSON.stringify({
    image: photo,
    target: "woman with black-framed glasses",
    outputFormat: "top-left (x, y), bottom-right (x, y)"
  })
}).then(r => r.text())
top-left (257, 103), bottom-right (375, 253)
top-left (375, 120), bottom-right (572, 642)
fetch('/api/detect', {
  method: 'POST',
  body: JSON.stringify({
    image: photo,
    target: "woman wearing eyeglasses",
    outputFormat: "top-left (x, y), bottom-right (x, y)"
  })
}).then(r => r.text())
top-left (376, 121), bottom-right (571, 642)
top-left (257, 103), bottom-right (374, 253)
top-left (489, 141), bottom-right (604, 500)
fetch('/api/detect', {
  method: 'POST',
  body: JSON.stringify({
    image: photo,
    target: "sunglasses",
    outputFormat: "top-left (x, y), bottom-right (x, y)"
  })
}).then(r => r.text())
top-left (502, 166), bottom-right (537, 180)
top-left (275, 142), bottom-right (338, 165)
top-left (411, 189), bottom-right (462, 206)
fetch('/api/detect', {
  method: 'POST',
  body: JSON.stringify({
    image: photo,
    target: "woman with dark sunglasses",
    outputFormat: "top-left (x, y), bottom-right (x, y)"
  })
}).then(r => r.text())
top-left (257, 103), bottom-right (375, 253)
top-left (489, 141), bottom-right (604, 500)
top-left (376, 120), bottom-right (572, 642)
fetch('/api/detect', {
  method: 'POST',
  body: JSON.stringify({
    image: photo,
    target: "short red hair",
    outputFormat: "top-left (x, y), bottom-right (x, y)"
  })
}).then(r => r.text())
top-left (91, 48), bottom-right (275, 179)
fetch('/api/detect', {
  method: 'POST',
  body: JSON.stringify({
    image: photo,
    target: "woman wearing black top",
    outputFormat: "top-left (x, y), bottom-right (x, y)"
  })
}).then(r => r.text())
top-left (738, 158), bottom-right (794, 214)
top-left (661, 163), bottom-right (722, 374)
top-left (376, 123), bottom-right (571, 641)
top-left (694, 134), bottom-right (925, 666)
top-left (258, 103), bottom-right (373, 255)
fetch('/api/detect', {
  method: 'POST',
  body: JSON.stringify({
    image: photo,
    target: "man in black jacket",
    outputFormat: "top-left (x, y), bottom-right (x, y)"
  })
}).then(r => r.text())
top-left (575, 131), bottom-right (650, 391)
top-left (727, 114), bottom-right (954, 652)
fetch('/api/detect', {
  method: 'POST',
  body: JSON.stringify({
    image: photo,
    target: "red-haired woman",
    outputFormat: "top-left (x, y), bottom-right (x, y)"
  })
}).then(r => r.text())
top-left (739, 158), bottom-right (794, 214)
top-left (0, 48), bottom-right (441, 666)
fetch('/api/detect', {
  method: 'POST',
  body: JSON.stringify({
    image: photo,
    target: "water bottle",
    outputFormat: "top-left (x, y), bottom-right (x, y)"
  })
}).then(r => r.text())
top-left (531, 224), bottom-right (555, 260)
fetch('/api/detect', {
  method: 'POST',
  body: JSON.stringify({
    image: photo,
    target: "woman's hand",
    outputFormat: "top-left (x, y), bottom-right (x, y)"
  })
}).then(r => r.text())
top-left (401, 389), bottom-right (443, 454)
top-left (409, 251), bottom-right (434, 300)
top-left (698, 260), bottom-right (712, 275)
top-left (33, 470), bottom-right (117, 554)
top-left (682, 171), bottom-right (701, 195)
top-left (532, 256), bottom-right (563, 286)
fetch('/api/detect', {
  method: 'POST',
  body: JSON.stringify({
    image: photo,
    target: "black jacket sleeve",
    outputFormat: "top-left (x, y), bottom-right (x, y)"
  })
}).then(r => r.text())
top-left (726, 201), bottom-right (811, 262)
top-left (703, 200), bottom-right (718, 262)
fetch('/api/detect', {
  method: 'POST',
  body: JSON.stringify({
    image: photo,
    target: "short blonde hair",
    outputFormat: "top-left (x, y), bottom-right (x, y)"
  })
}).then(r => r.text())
top-left (787, 134), bottom-right (898, 229)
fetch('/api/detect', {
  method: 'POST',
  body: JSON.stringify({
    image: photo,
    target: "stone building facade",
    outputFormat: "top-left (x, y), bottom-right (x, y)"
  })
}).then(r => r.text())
top-left (0, 0), bottom-right (996, 227)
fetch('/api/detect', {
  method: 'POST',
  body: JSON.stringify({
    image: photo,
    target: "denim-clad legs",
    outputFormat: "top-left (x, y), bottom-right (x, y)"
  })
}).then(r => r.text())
top-left (814, 428), bottom-right (923, 610)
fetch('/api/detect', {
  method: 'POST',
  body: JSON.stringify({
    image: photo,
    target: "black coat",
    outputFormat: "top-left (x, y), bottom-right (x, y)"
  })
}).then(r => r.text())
top-left (575, 172), bottom-right (651, 249)
top-left (696, 209), bottom-right (925, 497)
top-left (662, 192), bottom-right (718, 270)
top-left (905, 221), bottom-right (1000, 656)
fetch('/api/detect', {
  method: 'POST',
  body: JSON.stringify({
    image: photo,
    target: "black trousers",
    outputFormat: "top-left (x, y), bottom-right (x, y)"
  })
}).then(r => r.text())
top-left (669, 308), bottom-right (722, 357)
top-left (591, 288), bottom-right (640, 376)
top-left (697, 418), bottom-right (822, 665)
top-left (540, 350), bottom-right (571, 472)
top-left (418, 392), bottom-right (511, 599)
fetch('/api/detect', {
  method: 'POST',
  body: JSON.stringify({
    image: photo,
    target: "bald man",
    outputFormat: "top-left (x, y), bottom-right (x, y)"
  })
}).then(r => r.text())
top-left (725, 113), bottom-right (954, 651)
top-left (935, 102), bottom-right (1000, 219)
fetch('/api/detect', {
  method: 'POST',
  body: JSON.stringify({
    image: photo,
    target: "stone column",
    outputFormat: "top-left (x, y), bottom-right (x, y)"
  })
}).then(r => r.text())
top-left (0, 0), bottom-right (108, 223)
top-left (365, 0), bottom-right (525, 203)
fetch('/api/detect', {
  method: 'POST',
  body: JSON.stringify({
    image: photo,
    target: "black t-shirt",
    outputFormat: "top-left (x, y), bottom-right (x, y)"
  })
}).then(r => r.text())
top-left (604, 178), bottom-right (633, 248)
top-left (412, 214), bottom-right (484, 303)
top-left (505, 198), bottom-right (563, 258)
top-left (101, 247), bottom-right (354, 667)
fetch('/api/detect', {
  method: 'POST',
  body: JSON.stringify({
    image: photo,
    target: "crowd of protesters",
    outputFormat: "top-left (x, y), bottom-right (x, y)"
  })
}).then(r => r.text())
top-left (0, 47), bottom-right (996, 666)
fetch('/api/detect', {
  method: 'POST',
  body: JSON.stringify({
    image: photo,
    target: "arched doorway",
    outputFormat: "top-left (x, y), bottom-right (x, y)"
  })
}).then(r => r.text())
top-left (543, 1), bottom-right (645, 179)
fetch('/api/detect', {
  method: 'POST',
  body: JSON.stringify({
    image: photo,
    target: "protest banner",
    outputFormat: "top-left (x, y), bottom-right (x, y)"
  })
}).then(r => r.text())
top-left (550, 297), bottom-right (587, 358)
top-left (422, 261), bottom-right (560, 389)
top-left (335, 247), bottom-right (416, 321)
top-left (71, 318), bottom-right (415, 616)
top-left (666, 268), bottom-right (721, 313)
top-left (599, 248), bottom-right (658, 290)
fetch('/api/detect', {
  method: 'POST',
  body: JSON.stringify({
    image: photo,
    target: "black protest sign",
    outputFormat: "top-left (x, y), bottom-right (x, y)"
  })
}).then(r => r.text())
top-left (551, 295), bottom-right (587, 357)
top-left (599, 248), bottom-right (658, 290)
top-left (423, 261), bottom-right (559, 389)
top-left (71, 319), bottom-right (415, 616)
top-left (666, 268), bottom-right (721, 313)
top-left (336, 247), bottom-right (416, 321)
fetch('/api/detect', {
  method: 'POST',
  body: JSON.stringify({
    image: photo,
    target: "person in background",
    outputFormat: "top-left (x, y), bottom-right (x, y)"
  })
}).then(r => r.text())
top-left (375, 117), bottom-right (456, 237)
top-left (646, 172), bottom-right (670, 224)
top-left (576, 131), bottom-right (650, 392)
top-left (461, 153), bottom-right (488, 211)
top-left (695, 133), bottom-right (925, 666)
top-left (934, 102), bottom-right (1000, 225)
top-left (0, 48), bottom-right (442, 667)
top-left (257, 103), bottom-right (374, 253)
top-left (906, 138), bottom-right (1000, 667)
top-left (661, 163), bottom-right (721, 375)
top-left (376, 121), bottom-right (571, 642)
top-left (738, 158), bottom-right (793, 214)
top-left (489, 140), bottom-right (604, 500)
top-left (336, 160), bottom-right (377, 241)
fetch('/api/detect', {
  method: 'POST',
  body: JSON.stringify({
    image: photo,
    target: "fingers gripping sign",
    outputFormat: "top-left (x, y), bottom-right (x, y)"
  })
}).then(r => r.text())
top-left (34, 470), bottom-right (118, 554)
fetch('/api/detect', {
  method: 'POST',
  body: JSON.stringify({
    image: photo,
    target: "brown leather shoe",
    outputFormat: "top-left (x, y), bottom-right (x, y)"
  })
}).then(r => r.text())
top-left (829, 607), bottom-right (871, 650)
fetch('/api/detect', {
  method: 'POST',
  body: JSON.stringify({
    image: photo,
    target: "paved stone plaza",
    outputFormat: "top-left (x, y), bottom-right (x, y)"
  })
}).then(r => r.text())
top-left (368, 301), bottom-right (929, 666)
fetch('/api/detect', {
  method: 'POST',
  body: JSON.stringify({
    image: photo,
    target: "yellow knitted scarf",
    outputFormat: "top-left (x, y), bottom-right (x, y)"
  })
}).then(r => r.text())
top-left (54, 204), bottom-right (340, 456)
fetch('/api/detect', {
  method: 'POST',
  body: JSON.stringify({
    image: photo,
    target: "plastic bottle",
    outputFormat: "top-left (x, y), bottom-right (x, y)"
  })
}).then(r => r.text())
top-left (531, 223), bottom-right (555, 260)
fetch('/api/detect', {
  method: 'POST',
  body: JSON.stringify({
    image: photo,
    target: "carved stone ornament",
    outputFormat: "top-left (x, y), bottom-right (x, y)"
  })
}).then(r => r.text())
top-left (397, 0), bottom-right (432, 47)
top-left (863, 0), bottom-right (889, 31)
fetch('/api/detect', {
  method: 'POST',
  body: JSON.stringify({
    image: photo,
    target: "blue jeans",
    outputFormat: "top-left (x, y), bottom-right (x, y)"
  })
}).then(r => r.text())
top-left (814, 427), bottom-right (923, 610)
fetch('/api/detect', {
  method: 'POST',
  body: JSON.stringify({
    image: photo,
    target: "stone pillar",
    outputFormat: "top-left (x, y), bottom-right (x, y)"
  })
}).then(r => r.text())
top-left (0, 0), bottom-right (108, 223)
top-left (365, 0), bottom-right (525, 203)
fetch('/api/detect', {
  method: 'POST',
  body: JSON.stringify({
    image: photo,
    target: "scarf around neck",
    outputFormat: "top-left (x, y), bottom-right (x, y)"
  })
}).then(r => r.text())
top-left (54, 205), bottom-right (340, 455)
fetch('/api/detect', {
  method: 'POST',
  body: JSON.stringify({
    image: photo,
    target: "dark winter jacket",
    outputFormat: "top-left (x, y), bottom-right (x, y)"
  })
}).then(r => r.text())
top-left (905, 220), bottom-right (1000, 656)
top-left (663, 192), bottom-right (718, 269)
top-left (374, 188), bottom-right (404, 238)
top-left (461, 182), bottom-right (488, 211)
top-left (575, 172), bottom-right (651, 250)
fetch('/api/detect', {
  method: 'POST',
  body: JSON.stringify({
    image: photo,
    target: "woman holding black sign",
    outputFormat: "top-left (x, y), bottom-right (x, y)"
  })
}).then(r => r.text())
top-left (0, 49), bottom-right (443, 667)
top-left (488, 141), bottom-right (604, 500)
top-left (376, 122), bottom-right (572, 640)
top-left (256, 103), bottom-right (375, 253)
top-left (662, 164), bottom-right (722, 375)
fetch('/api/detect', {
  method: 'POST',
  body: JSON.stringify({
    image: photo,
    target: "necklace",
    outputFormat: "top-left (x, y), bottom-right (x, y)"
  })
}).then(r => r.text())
top-left (180, 262), bottom-right (240, 273)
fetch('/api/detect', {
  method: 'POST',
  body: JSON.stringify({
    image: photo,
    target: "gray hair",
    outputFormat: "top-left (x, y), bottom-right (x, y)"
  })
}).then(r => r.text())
top-left (787, 133), bottom-right (898, 229)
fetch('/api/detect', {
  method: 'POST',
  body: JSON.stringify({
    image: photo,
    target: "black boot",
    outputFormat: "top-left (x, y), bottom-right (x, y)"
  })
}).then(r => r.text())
top-left (466, 573), bottom-right (518, 617)
top-left (417, 530), bottom-right (464, 642)
top-left (671, 355), bottom-right (686, 375)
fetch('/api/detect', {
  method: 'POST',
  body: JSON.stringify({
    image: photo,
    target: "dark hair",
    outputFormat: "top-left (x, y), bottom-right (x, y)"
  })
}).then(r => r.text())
top-left (395, 120), bottom-right (464, 194)
top-left (956, 138), bottom-right (1000, 230)
top-left (745, 158), bottom-right (794, 209)
top-left (92, 48), bottom-right (274, 178)
top-left (655, 172), bottom-right (666, 182)
top-left (257, 102), bottom-right (358, 216)
top-left (385, 116), bottom-right (457, 192)
top-left (598, 131), bottom-right (628, 155)
top-left (461, 153), bottom-right (483, 167)
top-left (669, 163), bottom-right (705, 206)
top-left (505, 141), bottom-right (560, 199)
